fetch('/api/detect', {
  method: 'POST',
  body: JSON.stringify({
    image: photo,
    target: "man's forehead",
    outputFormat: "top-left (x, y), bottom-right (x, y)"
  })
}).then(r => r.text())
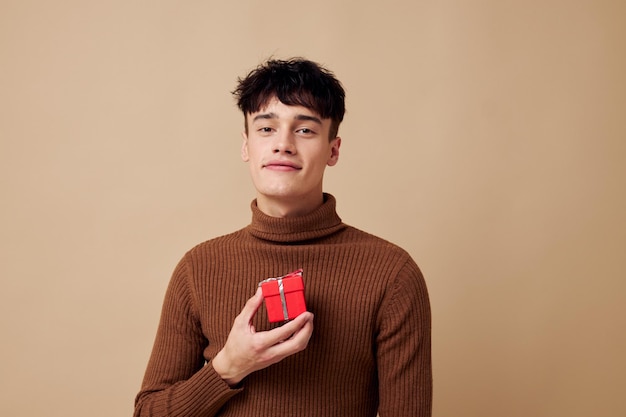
top-left (247, 97), bottom-right (324, 120)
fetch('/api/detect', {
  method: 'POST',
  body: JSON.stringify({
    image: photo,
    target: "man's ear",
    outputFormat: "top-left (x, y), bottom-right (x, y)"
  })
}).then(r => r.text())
top-left (327, 137), bottom-right (341, 167)
top-left (241, 131), bottom-right (249, 162)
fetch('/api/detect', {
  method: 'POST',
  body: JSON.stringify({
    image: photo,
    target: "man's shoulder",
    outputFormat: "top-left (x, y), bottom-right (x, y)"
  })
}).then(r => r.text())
top-left (341, 224), bottom-right (412, 258)
top-left (184, 227), bottom-right (249, 257)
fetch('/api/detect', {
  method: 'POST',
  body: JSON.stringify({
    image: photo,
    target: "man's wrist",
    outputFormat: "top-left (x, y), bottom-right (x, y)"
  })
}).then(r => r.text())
top-left (212, 351), bottom-right (243, 387)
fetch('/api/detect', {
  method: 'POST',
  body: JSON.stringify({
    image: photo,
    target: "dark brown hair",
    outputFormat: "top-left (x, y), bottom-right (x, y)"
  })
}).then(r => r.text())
top-left (233, 58), bottom-right (346, 139)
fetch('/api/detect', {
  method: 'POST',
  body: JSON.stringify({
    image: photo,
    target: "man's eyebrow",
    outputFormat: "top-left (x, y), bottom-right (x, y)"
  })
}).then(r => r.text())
top-left (251, 112), bottom-right (322, 125)
top-left (252, 112), bottom-right (277, 122)
top-left (294, 114), bottom-right (322, 125)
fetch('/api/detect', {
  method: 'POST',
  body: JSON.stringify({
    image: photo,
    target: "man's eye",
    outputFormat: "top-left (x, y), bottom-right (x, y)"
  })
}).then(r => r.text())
top-left (258, 127), bottom-right (273, 133)
top-left (297, 128), bottom-right (314, 134)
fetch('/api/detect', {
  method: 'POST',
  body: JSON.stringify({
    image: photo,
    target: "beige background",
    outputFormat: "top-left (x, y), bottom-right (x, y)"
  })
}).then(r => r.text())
top-left (1, 1), bottom-right (625, 416)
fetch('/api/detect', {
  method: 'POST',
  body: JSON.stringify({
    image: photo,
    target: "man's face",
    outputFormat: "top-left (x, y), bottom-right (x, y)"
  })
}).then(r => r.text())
top-left (241, 97), bottom-right (340, 216)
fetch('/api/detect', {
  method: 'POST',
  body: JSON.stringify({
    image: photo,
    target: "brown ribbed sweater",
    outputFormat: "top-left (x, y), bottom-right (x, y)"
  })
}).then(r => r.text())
top-left (134, 194), bottom-right (432, 417)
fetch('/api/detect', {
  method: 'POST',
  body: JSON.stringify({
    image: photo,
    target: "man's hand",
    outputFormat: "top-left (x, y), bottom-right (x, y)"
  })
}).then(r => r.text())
top-left (212, 287), bottom-right (314, 386)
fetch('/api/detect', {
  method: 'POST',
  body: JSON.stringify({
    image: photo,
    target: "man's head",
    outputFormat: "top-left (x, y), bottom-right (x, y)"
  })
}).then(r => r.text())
top-left (234, 58), bottom-right (345, 217)
top-left (233, 58), bottom-right (346, 140)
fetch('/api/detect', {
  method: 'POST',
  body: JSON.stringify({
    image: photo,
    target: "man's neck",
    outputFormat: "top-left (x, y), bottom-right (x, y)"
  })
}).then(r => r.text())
top-left (256, 194), bottom-right (325, 218)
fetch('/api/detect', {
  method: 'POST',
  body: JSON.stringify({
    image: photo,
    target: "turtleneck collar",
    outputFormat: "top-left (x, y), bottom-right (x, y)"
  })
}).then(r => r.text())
top-left (246, 193), bottom-right (346, 243)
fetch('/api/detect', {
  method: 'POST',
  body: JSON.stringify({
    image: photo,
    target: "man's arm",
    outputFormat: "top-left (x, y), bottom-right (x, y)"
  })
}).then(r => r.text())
top-left (376, 258), bottom-right (432, 417)
top-left (134, 259), bottom-right (314, 417)
top-left (134, 259), bottom-right (239, 417)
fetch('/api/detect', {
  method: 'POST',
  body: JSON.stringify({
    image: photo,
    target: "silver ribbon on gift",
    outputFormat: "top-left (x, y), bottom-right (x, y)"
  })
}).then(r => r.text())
top-left (277, 278), bottom-right (289, 321)
top-left (259, 276), bottom-right (289, 320)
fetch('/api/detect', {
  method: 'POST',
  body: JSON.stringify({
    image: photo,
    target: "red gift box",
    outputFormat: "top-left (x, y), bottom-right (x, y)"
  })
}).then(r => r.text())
top-left (259, 269), bottom-right (306, 323)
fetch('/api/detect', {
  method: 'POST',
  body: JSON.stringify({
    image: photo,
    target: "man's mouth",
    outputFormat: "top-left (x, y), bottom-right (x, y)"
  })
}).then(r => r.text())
top-left (263, 160), bottom-right (302, 171)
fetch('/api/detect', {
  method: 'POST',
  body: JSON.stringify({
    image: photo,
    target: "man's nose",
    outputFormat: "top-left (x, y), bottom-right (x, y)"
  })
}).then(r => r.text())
top-left (273, 130), bottom-right (296, 154)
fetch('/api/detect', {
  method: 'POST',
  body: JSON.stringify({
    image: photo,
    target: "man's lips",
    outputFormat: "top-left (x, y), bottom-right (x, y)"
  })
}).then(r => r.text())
top-left (263, 160), bottom-right (302, 171)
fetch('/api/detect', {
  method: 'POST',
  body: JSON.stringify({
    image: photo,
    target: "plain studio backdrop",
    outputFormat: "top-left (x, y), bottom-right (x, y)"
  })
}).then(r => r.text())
top-left (1, 1), bottom-right (624, 416)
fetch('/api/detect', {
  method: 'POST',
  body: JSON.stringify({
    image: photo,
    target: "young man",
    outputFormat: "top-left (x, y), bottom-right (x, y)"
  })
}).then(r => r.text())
top-left (134, 58), bottom-right (432, 416)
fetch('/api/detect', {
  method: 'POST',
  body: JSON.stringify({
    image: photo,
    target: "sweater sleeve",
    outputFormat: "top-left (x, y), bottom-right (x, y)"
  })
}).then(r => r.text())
top-left (134, 257), bottom-right (242, 417)
top-left (376, 257), bottom-right (432, 417)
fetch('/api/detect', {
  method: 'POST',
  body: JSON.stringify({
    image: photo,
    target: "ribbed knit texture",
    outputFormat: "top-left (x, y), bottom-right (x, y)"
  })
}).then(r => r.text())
top-left (134, 194), bottom-right (432, 417)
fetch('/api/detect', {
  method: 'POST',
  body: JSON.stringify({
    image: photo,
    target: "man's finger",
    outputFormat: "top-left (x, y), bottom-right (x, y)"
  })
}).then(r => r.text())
top-left (261, 312), bottom-right (314, 346)
top-left (238, 287), bottom-right (264, 323)
top-left (266, 315), bottom-right (314, 357)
